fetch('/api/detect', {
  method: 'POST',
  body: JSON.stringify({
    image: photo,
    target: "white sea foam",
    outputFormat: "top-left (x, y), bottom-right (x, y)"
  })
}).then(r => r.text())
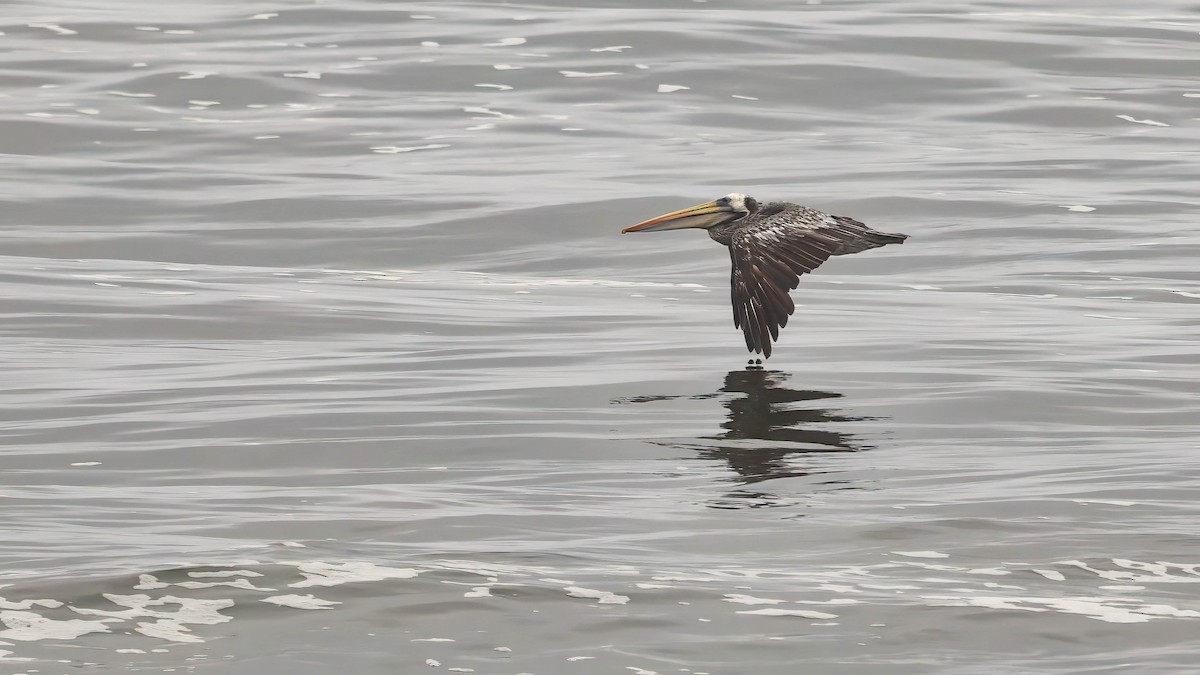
top-left (736, 608), bottom-right (839, 619)
top-left (722, 594), bottom-right (784, 605)
top-left (564, 586), bottom-right (629, 604)
top-left (290, 562), bottom-right (420, 588)
top-left (262, 594), bottom-right (341, 610)
top-left (560, 70), bottom-right (620, 78)
top-left (1116, 114), bottom-right (1169, 127)
top-left (892, 551), bottom-right (950, 559)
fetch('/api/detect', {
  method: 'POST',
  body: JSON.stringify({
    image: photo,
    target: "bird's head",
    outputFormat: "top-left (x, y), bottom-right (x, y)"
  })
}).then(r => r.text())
top-left (621, 193), bottom-right (759, 233)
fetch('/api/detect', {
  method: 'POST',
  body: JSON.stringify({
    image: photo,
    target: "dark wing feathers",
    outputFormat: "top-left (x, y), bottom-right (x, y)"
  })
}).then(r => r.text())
top-left (729, 210), bottom-right (894, 358)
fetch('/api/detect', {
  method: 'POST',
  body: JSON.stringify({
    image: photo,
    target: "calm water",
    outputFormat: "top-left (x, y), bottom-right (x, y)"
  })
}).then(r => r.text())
top-left (2, 1), bottom-right (1199, 673)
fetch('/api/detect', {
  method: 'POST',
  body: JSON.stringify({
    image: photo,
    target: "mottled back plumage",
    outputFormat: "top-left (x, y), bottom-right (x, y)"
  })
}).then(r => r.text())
top-left (712, 202), bottom-right (906, 357)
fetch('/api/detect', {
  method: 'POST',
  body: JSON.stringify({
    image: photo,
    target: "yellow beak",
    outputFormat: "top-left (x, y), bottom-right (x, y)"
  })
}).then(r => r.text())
top-left (621, 199), bottom-right (738, 233)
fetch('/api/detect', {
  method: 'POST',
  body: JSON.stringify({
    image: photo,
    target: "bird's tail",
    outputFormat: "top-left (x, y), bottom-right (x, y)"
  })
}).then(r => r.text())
top-left (864, 230), bottom-right (908, 246)
top-left (831, 216), bottom-right (909, 255)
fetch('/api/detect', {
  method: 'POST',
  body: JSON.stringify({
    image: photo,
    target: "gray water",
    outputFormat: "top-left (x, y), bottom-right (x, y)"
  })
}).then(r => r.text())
top-left (2, 1), bottom-right (1199, 673)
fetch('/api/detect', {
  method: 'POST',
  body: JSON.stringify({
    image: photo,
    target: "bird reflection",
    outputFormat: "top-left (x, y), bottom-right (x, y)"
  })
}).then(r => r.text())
top-left (697, 368), bottom-right (868, 488)
top-left (618, 368), bottom-right (878, 508)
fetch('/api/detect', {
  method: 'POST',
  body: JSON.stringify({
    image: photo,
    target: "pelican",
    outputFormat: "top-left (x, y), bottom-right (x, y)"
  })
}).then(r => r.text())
top-left (622, 193), bottom-right (908, 359)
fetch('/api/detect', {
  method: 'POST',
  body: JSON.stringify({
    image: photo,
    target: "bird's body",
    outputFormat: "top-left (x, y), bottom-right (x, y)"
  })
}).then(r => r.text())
top-left (622, 193), bottom-right (908, 358)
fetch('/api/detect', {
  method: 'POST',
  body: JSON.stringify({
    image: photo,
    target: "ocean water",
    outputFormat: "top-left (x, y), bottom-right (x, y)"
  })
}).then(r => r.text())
top-left (2, 1), bottom-right (1199, 673)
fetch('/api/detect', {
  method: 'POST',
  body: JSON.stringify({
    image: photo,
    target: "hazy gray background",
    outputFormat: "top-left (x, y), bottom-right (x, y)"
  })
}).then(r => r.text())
top-left (1, 1), bottom-right (1198, 673)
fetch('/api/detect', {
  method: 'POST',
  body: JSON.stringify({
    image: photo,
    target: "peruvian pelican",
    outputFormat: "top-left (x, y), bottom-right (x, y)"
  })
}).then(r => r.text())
top-left (623, 193), bottom-right (908, 359)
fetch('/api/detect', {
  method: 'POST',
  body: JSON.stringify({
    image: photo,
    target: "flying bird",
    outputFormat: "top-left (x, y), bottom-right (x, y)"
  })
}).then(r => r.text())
top-left (622, 193), bottom-right (908, 359)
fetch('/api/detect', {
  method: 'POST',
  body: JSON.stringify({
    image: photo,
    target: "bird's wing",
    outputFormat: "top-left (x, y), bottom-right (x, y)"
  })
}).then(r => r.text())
top-left (728, 217), bottom-right (845, 358)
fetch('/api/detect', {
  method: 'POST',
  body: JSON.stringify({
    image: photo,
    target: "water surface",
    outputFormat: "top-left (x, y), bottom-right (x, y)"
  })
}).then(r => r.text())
top-left (2, 1), bottom-right (1199, 673)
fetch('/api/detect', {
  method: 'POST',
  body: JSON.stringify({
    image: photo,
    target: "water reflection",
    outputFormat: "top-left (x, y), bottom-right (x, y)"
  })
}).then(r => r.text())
top-left (619, 368), bottom-right (878, 508)
top-left (700, 368), bottom-right (867, 485)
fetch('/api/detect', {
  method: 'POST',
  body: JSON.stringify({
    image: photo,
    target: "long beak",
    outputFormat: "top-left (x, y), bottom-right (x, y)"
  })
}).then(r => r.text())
top-left (621, 200), bottom-right (737, 233)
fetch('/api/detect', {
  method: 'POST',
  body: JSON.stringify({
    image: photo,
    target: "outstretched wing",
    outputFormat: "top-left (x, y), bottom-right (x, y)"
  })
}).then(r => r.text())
top-left (728, 216), bottom-right (846, 358)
